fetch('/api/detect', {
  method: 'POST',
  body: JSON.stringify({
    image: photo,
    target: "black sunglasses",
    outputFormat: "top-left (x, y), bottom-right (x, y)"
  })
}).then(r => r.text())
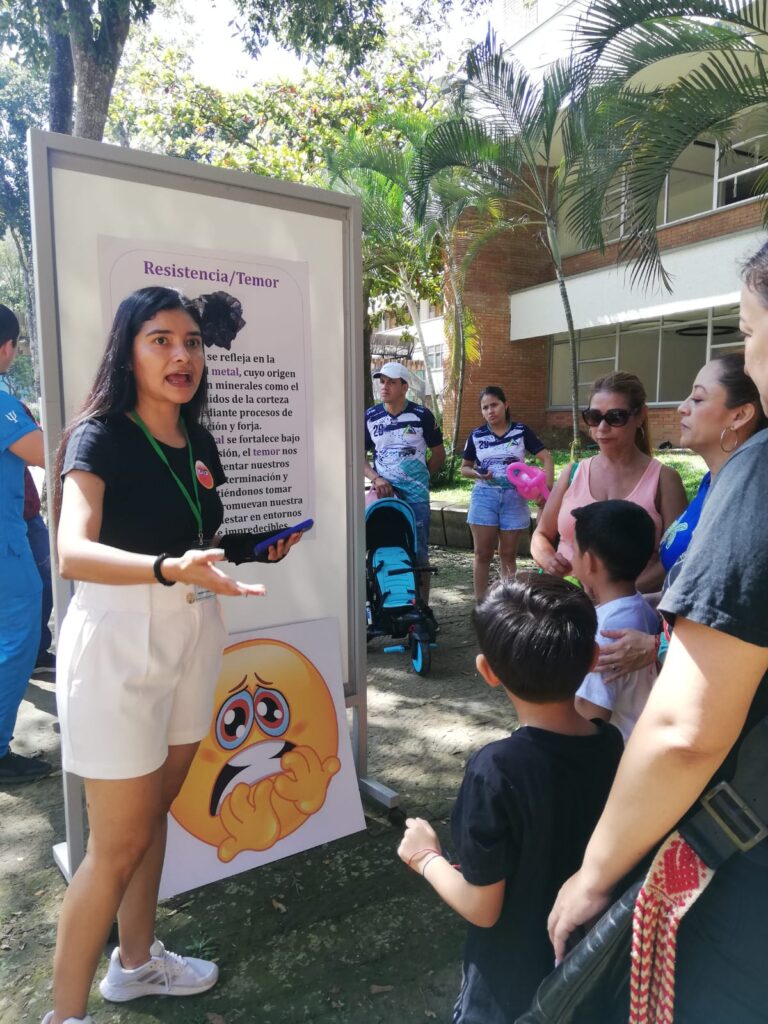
top-left (581, 407), bottom-right (638, 428)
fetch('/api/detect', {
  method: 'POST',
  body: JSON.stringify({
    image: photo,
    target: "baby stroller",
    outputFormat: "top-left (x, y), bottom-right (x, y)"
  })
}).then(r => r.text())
top-left (365, 496), bottom-right (438, 676)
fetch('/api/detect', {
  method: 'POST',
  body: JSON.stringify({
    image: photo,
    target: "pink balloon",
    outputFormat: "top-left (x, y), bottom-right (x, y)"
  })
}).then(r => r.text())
top-left (506, 463), bottom-right (551, 501)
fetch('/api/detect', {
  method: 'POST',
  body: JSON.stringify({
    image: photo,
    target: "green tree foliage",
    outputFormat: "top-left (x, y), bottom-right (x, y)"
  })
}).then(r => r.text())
top-left (0, 60), bottom-right (48, 366)
top-left (327, 115), bottom-right (448, 413)
top-left (107, 36), bottom-right (445, 183)
top-left (0, 0), bottom-right (156, 138)
top-left (230, 0), bottom-right (491, 70)
top-left (0, 233), bottom-right (26, 316)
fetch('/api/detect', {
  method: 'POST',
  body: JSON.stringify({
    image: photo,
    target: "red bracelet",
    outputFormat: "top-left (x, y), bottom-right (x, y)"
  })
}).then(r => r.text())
top-left (407, 846), bottom-right (442, 869)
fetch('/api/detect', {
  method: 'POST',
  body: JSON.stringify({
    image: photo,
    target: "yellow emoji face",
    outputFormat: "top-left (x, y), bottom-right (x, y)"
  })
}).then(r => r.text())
top-left (172, 639), bottom-right (341, 861)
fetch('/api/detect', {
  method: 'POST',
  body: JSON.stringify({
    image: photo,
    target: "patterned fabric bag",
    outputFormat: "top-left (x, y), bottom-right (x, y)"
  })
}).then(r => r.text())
top-left (515, 717), bottom-right (768, 1024)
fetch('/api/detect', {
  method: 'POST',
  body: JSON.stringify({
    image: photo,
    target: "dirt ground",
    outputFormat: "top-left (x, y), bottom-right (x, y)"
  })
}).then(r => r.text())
top-left (0, 547), bottom-right (531, 1024)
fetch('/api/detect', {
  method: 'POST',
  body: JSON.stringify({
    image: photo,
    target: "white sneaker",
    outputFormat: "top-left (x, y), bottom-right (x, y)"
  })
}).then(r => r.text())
top-left (40, 1015), bottom-right (95, 1024)
top-left (98, 939), bottom-right (218, 1001)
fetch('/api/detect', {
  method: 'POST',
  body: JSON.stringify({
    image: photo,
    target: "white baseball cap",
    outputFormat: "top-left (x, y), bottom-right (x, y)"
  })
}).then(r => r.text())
top-left (373, 361), bottom-right (410, 383)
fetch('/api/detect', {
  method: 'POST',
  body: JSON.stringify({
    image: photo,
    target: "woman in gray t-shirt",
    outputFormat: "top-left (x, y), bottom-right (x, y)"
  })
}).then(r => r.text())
top-left (548, 241), bottom-right (768, 1023)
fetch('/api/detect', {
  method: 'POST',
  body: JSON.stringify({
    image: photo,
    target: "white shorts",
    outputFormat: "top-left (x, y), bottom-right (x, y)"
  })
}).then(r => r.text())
top-left (56, 581), bottom-right (228, 779)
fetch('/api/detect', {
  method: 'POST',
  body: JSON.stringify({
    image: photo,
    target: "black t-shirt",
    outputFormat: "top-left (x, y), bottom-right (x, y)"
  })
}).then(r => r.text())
top-left (450, 721), bottom-right (623, 1024)
top-left (62, 414), bottom-right (225, 557)
top-left (658, 428), bottom-right (768, 1023)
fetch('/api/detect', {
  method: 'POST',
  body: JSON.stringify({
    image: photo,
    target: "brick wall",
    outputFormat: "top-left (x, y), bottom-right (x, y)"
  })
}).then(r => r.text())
top-left (442, 211), bottom-right (553, 447)
top-left (545, 406), bottom-right (683, 448)
top-left (563, 198), bottom-right (763, 277)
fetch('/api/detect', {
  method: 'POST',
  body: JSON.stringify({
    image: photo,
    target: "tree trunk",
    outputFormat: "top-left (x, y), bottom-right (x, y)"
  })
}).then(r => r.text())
top-left (446, 258), bottom-right (466, 483)
top-left (71, 48), bottom-right (122, 140)
top-left (68, 0), bottom-right (132, 141)
top-left (10, 228), bottom-right (39, 391)
top-left (402, 281), bottom-right (443, 420)
top-left (362, 282), bottom-right (373, 410)
top-left (546, 219), bottom-right (581, 459)
top-left (553, 264), bottom-right (581, 460)
top-left (44, 1), bottom-right (74, 133)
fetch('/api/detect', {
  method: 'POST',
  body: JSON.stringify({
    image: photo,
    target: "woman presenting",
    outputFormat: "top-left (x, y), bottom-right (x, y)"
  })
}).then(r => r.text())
top-left (461, 386), bottom-right (553, 597)
top-left (531, 371), bottom-right (686, 592)
top-left (42, 287), bottom-right (300, 1024)
top-left (548, 245), bottom-right (768, 1023)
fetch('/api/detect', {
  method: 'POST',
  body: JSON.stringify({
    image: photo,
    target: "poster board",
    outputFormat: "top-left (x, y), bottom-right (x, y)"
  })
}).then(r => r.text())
top-left (98, 237), bottom-right (315, 538)
top-left (28, 130), bottom-right (395, 880)
top-left (160, 618), bottom-right (365, 899)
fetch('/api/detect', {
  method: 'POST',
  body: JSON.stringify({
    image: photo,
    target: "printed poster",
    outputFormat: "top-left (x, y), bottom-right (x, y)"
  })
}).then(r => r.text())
top-left (98, 236), bottom-right (314, 533)
top-left (159, 618), bottom-right (366, 898)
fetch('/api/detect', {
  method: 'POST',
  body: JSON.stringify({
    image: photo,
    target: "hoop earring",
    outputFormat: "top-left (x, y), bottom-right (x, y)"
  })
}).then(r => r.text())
top-left (720, 426), bottom-right (739, 454)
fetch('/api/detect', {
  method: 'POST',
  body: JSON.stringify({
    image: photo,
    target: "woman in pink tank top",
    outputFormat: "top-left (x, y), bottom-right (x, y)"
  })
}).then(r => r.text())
top-left (532, 372), bottom-right (687, 593)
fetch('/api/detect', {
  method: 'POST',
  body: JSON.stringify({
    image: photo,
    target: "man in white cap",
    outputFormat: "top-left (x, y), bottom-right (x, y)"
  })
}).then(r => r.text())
top-left (364, 362), bottom-right (445, 600)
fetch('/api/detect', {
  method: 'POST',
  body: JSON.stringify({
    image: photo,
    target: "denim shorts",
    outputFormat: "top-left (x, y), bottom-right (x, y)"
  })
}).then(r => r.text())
top-left (409, 500), bottom-right (431, 566)
top-left (468, 485), bottom-right (531, 531)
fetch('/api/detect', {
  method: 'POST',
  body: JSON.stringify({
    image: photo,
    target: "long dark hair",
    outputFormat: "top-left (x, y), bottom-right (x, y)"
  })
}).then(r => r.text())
top-left (711, 351), bottom-right (767, 434)
top-left (479, 385), bottom-right (511, 425)
top-left (54, 287), bottom-right (206, 516)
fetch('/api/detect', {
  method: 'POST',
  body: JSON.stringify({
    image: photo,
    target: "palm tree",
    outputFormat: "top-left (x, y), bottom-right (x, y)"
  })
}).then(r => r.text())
top-left (412, 32), bottom-right (588, 456)
top-left (327, 114), bottom-right (508, 467)
top-left (566, 0), bottom-right (768, 290)
top-left (418, 170), bottom-right (517, 476)
top-left (326, 120), bottom-right (447, 415)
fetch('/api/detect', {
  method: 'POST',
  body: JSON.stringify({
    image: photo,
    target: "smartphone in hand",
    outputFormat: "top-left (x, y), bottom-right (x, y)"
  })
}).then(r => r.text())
top-left (252, 518), bottom-right (314, 556)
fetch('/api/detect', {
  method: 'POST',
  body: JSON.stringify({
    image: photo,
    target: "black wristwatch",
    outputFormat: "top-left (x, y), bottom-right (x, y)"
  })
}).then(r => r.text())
top-left (153, 553), bottom-right (176, 586)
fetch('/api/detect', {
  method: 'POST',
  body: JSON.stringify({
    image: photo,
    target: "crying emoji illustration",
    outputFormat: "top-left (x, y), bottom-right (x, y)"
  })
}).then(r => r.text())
top-left (171, 639), bottom-right (341, 862)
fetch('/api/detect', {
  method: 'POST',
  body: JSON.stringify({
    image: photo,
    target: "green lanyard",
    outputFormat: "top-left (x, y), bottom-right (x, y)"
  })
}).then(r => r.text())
top-left (129, 411), bottom-right (204, 546)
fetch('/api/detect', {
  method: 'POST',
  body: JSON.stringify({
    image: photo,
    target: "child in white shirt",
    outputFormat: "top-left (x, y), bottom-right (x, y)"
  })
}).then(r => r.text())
top-left (571, 500), bottom-right (660, 741)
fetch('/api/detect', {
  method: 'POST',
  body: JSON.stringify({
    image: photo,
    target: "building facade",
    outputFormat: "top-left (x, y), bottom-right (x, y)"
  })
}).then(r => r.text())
top-left (446, 0), bottom-right (765, 449)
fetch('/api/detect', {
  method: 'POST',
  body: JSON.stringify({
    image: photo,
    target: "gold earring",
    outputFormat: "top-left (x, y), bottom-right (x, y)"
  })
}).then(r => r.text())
top-left (720, 426), bottom-right (739, 454)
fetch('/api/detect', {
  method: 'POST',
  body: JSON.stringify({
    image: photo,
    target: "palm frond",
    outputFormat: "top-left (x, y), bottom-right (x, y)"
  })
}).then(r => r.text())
top-left (575, 0), bottom-right (768, 79)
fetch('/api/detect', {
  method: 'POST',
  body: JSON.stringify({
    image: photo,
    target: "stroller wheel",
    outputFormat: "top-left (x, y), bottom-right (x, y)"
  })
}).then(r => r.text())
top-left (409, 630), bottom-right (431, 676)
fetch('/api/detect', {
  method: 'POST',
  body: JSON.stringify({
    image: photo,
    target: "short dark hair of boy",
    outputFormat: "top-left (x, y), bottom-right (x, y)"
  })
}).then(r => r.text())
top-left (572, 499), bottom-right (656, 583)
top-left (472, 572), bottom-right (598, 702)
top-left (0, 304), bottom-right (19, 346)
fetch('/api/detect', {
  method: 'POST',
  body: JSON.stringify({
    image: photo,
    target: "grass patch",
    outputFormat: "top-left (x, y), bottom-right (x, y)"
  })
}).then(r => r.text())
top-left (432, 449), bottom-right (706, 507)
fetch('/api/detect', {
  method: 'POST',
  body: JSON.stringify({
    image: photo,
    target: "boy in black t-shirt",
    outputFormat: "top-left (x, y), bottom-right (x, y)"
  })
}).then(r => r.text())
top-left (398, 573), bottom-right (623, 1024)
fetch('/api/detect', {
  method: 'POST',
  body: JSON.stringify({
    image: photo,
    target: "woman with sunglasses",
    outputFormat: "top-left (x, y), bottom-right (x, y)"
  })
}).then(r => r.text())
top-left (460, 385), bottom-right (553, 597)
top-left (531, 372), bottom-right (686, 592)
top-left (42, 287), bottom-right (299, 1024)
top-left (591, 352), bottom-right (766, 684)
top-left (547, 243), bottom-right (768, 1024)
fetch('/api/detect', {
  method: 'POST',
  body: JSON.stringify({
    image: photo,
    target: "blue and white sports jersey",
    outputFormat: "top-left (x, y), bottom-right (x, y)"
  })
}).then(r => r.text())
top-left (365, 401), bottom-right (443, 504)
top-left (462, 422), bottom-right (545, 488)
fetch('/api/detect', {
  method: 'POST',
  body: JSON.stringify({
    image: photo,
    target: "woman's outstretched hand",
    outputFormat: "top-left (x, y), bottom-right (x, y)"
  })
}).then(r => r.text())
top-left (164, 548), bottom-right (266, 596)
top-left (597, 628), bottom-right (657, 682)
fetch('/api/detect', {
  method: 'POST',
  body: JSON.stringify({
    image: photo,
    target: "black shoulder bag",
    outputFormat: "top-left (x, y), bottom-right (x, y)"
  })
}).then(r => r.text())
top-left (515, 715), bottom-right (768, 1024)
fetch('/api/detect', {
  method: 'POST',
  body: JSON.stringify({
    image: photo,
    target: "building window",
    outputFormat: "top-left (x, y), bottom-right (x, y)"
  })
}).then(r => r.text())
top-left (560, 111), bottom-right (768, 257)
top-left (425, 344), bottom-right (443, 370)
top-left (549, 303), bottom-right (741, 407)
